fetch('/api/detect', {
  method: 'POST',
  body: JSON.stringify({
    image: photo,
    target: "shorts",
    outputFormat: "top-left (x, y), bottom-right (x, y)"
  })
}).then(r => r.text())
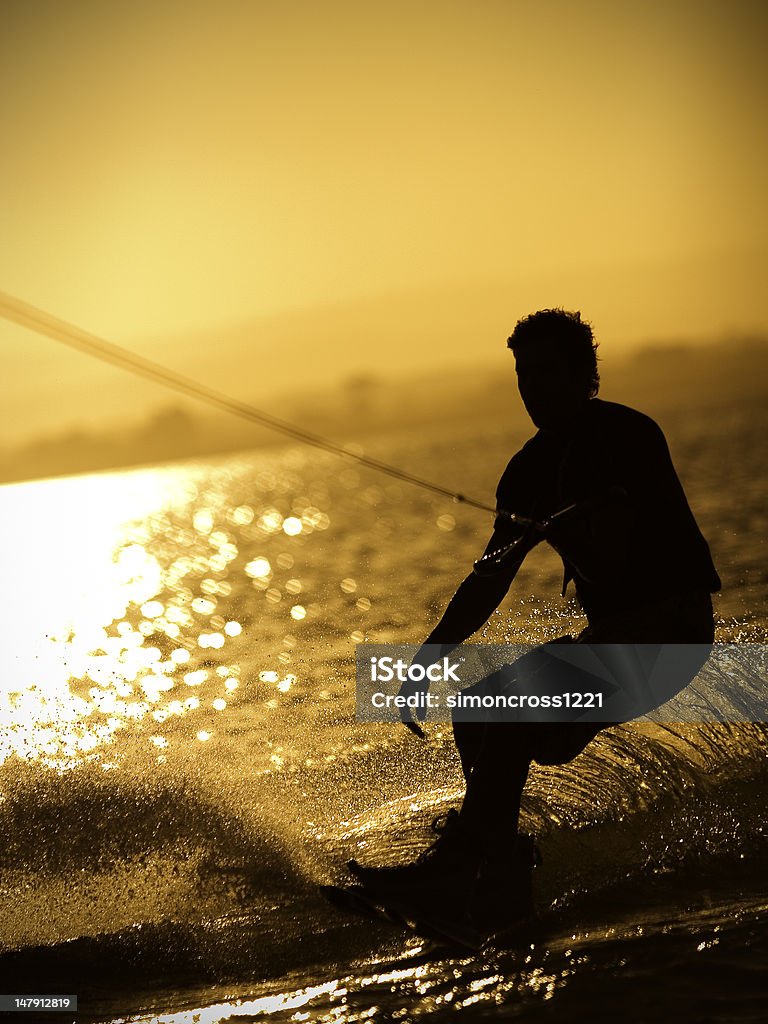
top-left (453, 590), bottom-right (715, 765)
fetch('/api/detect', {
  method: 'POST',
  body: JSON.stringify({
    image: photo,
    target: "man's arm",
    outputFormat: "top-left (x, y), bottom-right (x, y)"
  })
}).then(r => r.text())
top-left (422, 566), bottom-right (519, 652)
top-left (422, 521), bottom-right (540, 652)
top-left (398, 521), bottom-right (538, 736)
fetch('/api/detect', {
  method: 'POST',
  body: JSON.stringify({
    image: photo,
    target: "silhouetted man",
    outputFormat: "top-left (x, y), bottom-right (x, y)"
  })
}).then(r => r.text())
top-left (350, 309), bottom-right (720, 930)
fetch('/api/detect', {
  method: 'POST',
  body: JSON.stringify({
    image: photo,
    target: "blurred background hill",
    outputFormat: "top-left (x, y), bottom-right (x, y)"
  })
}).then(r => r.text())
top-left (2, 336), bottom-right (765, 485)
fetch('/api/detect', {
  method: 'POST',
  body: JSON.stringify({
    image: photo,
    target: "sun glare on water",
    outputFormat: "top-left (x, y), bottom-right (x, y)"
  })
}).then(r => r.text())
top-left (0, 467), bottom-right (216, 769)
top-left (0, 452), bottom-right (358, 774)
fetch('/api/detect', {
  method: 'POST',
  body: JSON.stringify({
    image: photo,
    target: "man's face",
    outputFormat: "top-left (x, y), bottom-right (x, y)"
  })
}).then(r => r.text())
top-left (514, 338), bottom-right (588, 429)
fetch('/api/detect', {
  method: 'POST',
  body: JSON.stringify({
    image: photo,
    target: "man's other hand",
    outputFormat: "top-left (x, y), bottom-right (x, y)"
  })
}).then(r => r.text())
top-left (397, 644), bottom-right (444, 737)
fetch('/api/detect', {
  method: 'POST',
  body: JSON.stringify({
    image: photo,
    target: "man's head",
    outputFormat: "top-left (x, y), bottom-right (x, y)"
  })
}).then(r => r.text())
top-left (507, 309), bottom-right (599, 429)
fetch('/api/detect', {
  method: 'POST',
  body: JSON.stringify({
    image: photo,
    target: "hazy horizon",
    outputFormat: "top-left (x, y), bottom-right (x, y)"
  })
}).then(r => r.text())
top-left (5, 265), bottom-right (768, 449)
top-left (3, 331), bottom-right (766, 488)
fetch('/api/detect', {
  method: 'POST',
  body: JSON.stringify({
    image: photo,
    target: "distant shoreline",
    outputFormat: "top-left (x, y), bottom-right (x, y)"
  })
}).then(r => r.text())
top-left (4, 339), bottom-right (766, 486)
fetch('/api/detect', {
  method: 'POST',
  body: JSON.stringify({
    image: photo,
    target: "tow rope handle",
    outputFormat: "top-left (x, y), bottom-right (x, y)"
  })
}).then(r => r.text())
top-left (474, 487), bottom-right (628, 577)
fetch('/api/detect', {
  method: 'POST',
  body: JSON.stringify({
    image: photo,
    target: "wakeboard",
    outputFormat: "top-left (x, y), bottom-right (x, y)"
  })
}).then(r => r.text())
top-left (320, 883), bottom-right (535, 952)
top-left (319, 883), bottom-right (404, 927)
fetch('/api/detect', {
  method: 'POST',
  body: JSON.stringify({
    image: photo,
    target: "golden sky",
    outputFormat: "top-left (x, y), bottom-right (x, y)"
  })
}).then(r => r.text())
top-left (2, 0), bottom-right (767, 443)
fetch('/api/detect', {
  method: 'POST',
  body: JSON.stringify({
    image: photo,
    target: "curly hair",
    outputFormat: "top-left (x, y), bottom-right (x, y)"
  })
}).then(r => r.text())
top-left (507, 309), bottom-right (600, 398)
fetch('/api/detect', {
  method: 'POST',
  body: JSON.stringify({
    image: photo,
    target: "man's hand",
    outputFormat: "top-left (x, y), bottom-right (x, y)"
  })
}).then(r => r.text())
top-left (397, 644), bottom-right (444, 739)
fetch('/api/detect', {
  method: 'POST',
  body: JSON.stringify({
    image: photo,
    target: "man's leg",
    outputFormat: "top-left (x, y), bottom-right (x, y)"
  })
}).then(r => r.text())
top-left (451, 720), bottom-right (486, 782)
top-left (448, 719), bottom-right (601, 929)
top-left (452, 636), bottom-right (599, 842)
top-left (455, 721), bottom-right (603, 846)
top-left (456, 723), bottom-right (533, 848)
